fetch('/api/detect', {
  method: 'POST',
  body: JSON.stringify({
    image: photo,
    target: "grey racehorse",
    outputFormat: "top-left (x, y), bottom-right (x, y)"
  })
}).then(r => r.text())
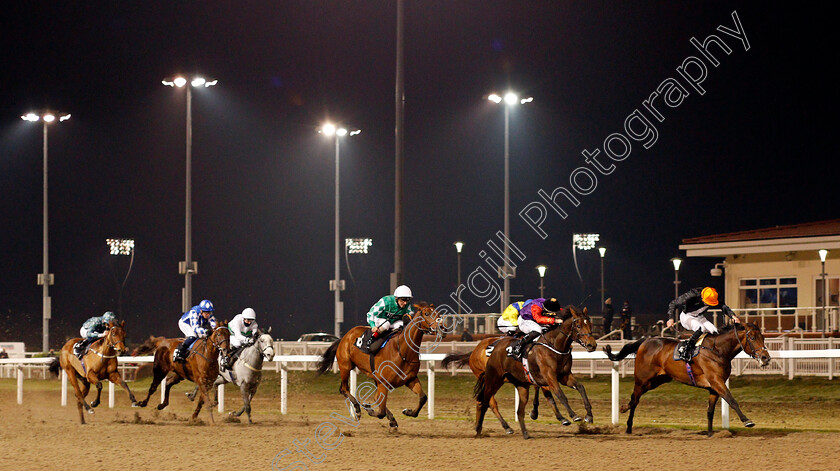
top-left (187, 330), bottom-right (275, 423)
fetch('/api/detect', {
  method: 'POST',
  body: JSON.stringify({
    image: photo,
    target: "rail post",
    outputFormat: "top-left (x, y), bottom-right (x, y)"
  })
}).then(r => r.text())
top-left (17, 366), bottom-right (23, 404)
top-left (61, 370), bottom-right (67, 406)
top-left (280, 364), bottom-right (288, 415)
top-left (721, 378), bottom-right (730, 428)
top-left (218, 383), bottom-right (225, 412)
top-left (611, 361), bottom-right (620, 425)
top-left (427, 361), bottom-right (435, 419)
top-left (109, 380), bottom-right (115, 408)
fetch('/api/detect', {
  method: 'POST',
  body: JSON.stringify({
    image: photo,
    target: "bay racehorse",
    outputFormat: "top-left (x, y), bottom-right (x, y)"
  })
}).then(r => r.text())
top-left (604, 322), bottom-right (771, 435)
top-left (443, 305), bottom-right (595, 433)
top-left (317, 303), bottom-right (441, 431)
top-left (135, 322), bottom-right (231, 423)
top-left (48, 320), bottom-right (137, 424)
top-left (473, 305), bottom-right (597, 439)
top-left (187, 329), bottom-right (275, 423)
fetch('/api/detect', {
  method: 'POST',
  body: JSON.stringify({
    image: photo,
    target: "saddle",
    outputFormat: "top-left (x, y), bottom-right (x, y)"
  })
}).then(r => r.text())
top-left (355, 329), bottom-right (399, 355)
top-left (673, 333), bottom-right (708, 362)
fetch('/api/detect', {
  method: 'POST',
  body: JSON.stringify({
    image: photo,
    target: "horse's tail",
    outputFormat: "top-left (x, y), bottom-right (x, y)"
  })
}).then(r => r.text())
top-left (441, 352), bottom-right (471, 369)
top-left (317, 340), bottom-right (340, 376)
top-left (473, 372), bottom-right (486, 400)
top-left (603, 337), bottom-right (646, 361)
top-left (47, 357), bottom-right (60, 377)
top-left (133, 335), bottom-right (166, 355)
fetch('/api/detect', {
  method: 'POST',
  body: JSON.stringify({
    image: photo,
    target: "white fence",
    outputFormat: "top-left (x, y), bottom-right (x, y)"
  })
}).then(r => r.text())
top-left (3, 348), bottom-right (840, 429)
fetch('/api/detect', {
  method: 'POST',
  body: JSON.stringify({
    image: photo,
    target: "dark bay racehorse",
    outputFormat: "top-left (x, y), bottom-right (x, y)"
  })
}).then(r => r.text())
top-left (604, 322), bottom-right (771, 435)
top-left (443, 305), bottom-right (595, 434)
top-left (49, 320), bottom-right (137, 424)
top-left (473, 305), bottom-right (598, 439)
top-left (317, 304), bottom-right (441, 431)
top-left (136, 322), bottom-right (231, 424)
top-left (187, 329), bottom-right (275, 423)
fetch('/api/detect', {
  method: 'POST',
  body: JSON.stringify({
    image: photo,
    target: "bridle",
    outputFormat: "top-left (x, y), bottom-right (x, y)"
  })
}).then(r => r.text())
top-left (734, 323), bottom-right (769, 363)
top-left (91, 328), bottom-right (124, 359)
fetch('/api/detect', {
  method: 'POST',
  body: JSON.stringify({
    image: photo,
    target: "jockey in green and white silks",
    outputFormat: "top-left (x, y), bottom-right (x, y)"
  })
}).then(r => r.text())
top-left (364, 285), bottom-right (416, 351)
top-left (226, 307), bottom-right (258, 364)
top-left (74, 311), bottom-right (116, 358)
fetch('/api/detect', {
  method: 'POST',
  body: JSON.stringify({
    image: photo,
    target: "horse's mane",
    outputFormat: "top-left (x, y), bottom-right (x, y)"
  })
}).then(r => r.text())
top-left (558, 308), bottom-right (574, 322)
top-left (413, 301), bottom-right (431, 309)
top-left (716, 323), bottom-right (745, 334)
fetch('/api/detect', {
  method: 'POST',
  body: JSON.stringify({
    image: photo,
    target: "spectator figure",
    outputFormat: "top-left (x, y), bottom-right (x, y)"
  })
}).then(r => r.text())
top-left (620, 301), bottom-right (633, 340)
top-left (460, 327), bottom-right (473, 342)
top-left (0, 348), bottom-right (8, 359)
top-left (602, 298), bottom-right (614, 335)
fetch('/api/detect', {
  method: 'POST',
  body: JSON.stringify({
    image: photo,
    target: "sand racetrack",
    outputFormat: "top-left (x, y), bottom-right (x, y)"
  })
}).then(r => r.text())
top-left (1, 373), bottom-right (838, 471)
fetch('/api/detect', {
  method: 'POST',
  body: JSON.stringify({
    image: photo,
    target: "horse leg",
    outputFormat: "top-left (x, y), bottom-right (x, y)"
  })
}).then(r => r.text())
top-left (707, 392), bottom-right (720, 436)
top-left (338, 366), bottom-right (362, 421)
top-left (66, 369), bottom-right (90, 424)
top-left (137, 364), bottom-right (167, 408)
top-left (238, 381), bottom-right (253, 424)
top-left (186, 386), bottom-right (199, 401)
top-left (559, 373), bottom-right (593, 423)
top-left (708, 377), bottom-right (754, 428)
top-left (367, 383), bottom-right (391, 421)
top-left (400, 377), bottom-right (426, 417)
top-left (624, 382), bottom-right (646, 434)
top-left (488, 395), bottom-right (514, 434)
top-left (384, 407), bottom-right (399, 431)
top-left (530, 386), bottom-right (540, 420)
top-left (515, 385), bottom-right (532, 440)
top-left (474, 371), bottom-right (505, 437)
top-left (157, 375), bottom-right (182, 410)
top-left (543, 386), bottom-right (575, 425)
top-left (90, 381), bottom-right (103, 408)
top-left (108, 370), bottom-right (138, 406)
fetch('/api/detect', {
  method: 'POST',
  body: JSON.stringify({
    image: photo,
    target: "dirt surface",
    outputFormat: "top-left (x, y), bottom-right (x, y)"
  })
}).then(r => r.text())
top-left (2, 376), bottom-right (839, 471)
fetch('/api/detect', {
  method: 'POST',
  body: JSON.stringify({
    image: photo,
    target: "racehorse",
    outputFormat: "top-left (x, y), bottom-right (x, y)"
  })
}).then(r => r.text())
top-left (187, 329), bottom-right (275, 423)
top-left (442, 305), bottom-right (595, 434)
top-left (317, 303), bottom-right (441, 431)
top-left (48, 320), bottom-right (137, 424)
top-left (473, 305), bottom-right (598, 439)
top-left (604, 322), bottom-right (771, 435)
top-left (135, 322), bottom-right (231, 424)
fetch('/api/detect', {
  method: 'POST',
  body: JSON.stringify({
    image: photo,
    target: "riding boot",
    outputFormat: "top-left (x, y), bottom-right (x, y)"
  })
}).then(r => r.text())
top-left (364, 331), bottom-right (379, 353)
top-left (74, 339), bottom-right (88, 359)
top-left (680, 329), bottom-right (703, 362)
top-left (508, 331), bottom-right (540, 359)
top-left (173, 343), bottom-right (188, 363)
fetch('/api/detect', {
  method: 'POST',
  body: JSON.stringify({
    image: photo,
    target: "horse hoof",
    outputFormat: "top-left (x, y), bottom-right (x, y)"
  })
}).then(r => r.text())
top-left (745, 420), bottom-right (755, 428)
top-left (87, 409), bottom-right (95, 415)
top-left (131, 402), bottom-right (140, 408)
top-left (561, 419), bottom-right (572, 426)
top-left (156, 404), bottom-right (167, 411)
top-left (91, 401), bottom-right (99, 408)
top-left (401, 408), bottom-right (417, 417)
top-left (505, 428), bottom-right (515, 435)
top-left (572, 416), bottom-right (583, 422)
top-left (522, 433), bottom-right (531, 440)
top-left (389, 426), bottom-right (399, 434)
top-left (584, 416), bottom-right (594, 424)
top-left (529, 411), bottom-right (538, 420)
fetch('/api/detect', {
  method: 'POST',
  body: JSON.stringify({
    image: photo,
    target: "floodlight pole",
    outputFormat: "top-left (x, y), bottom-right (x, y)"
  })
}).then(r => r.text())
top-left (41, 121), bottom-right (50, 352)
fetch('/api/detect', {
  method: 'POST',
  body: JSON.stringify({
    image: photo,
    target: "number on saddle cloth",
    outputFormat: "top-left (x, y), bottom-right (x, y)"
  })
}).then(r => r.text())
top-left (354, 329), bottom-right (396, 355)
top-left (485, 337), bottom-right (506, 357)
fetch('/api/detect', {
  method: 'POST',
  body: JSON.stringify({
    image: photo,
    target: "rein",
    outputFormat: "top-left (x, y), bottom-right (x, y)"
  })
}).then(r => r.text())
top-left (91, 332), bottom-right (120, 359)
top-left (733, 324), bottom-right (767, 363)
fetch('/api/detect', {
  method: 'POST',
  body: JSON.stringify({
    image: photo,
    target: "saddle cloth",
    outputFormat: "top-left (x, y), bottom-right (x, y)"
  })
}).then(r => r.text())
top-left (354, 329), bottom-right (398, 354)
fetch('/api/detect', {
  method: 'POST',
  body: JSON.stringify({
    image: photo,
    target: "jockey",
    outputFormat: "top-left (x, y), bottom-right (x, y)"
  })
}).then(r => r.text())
top-left (173, 299), bottom-right (217, 363)
top-left (227, 307), bottom-right (259, 362)
top-left (497, 301), bottom-right (525, 335)
top-left (74, 311), bottom-right (116, 358)
top-left (507, 297), bottom-right (563, 359)
top-left (667, 287), bottom-right (740, 362)
top-left (364, 285), bottom-right (416, 352)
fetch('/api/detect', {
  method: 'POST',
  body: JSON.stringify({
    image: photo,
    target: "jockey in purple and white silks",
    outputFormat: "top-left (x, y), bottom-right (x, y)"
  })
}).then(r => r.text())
top-left (173, 299), bottom-right (217, 363)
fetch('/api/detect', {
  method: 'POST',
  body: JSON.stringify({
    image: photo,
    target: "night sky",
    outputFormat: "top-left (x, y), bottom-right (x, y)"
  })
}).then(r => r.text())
top-left (1, 1), bottom-right (837, 348)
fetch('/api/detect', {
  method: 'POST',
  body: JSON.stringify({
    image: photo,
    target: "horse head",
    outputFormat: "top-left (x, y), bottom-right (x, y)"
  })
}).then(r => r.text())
top-left (738, 322), bottom-right (771, 367)
top-left (210, 321), bottom-right (232, 364)
top-left (257, 330), bottom-right (275, 361)
top-left (566, 305), bottom-right (597, 352)
top-left (410, 303), bottom-right (442, 335)
top-left (105, 320), bottom-right (128, 355)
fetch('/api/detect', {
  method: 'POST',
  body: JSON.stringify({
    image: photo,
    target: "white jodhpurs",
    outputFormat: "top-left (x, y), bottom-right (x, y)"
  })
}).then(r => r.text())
top-left (679, 311), bottom-right (718, 334)
top-left (373, 318), bottom-right (404, 332)
top-left (496, 317), bottom-right (517, 334)
top-left (518, 319), bottom-right (543, 335)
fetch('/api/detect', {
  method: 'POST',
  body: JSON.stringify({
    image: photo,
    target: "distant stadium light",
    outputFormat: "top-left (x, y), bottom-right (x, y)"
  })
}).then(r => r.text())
top-left (573, 233), bottom-right (600, 250)
top-left (345, 238), bottom-right (373, 254)
top-left (107, 238), bottom-right (135, 256)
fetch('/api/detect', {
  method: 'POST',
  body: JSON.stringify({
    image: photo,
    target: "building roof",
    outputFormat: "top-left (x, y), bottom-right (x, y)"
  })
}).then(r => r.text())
top-left (680, 219), bottom-right (840, 257)
top-left (682, 219), bottom-right (840, 244)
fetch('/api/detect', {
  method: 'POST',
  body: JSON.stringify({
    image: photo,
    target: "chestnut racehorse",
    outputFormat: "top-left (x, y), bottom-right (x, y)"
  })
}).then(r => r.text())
top-left (604, 322), bottom-right (771, 435)
top-left (317, 303), bottom-right (441, 431)
top-left (443, 305), bottom-right (596, 434)
top-left (136, 322), bottom-right (231, 423)
top-left (473, 305), bottom-right (598, 439)
top-left (49, 320), bottom-right (137, 424)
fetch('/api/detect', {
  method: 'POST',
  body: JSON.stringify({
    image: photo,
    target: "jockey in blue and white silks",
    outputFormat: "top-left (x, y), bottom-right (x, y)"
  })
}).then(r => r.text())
top-left (174, 299), bottom-right (217, 363)
top-left (74, 311), bottom-right (116, 358)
